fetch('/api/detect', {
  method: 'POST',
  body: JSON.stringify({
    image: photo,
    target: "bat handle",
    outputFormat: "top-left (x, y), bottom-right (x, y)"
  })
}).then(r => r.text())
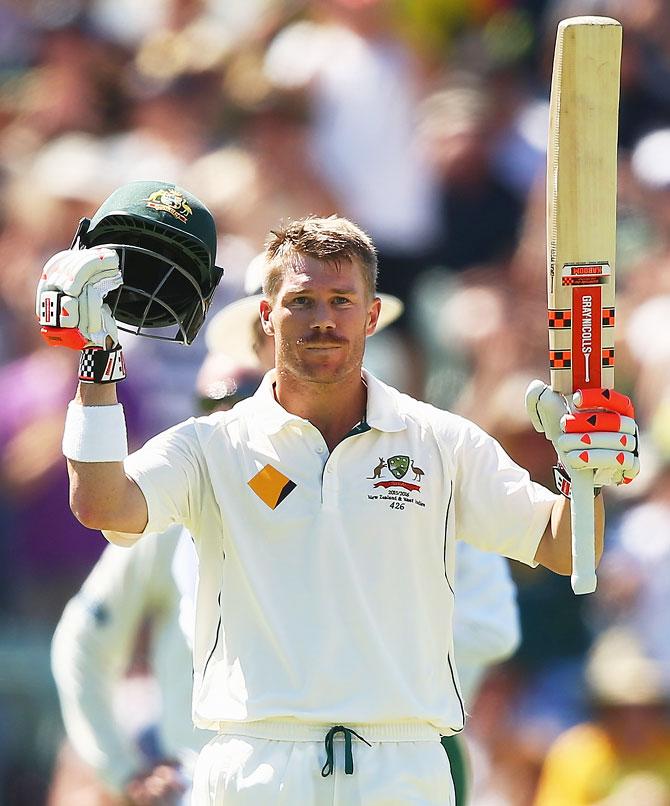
top-left (570, 467), bottom-right (597, 594)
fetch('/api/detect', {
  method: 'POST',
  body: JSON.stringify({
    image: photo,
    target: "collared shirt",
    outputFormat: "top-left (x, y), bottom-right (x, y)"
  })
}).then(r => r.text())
top-left (105, 369), bottom-right (556, 734)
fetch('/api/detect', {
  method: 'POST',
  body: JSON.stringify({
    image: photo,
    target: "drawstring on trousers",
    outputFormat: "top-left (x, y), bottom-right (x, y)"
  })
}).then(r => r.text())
top-left (321, 725), bottom-right (372, 777)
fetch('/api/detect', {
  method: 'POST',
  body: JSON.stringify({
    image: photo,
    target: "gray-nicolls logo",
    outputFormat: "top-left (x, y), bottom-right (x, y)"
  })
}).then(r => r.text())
top-left (581, 294), bottom-right (593, 382)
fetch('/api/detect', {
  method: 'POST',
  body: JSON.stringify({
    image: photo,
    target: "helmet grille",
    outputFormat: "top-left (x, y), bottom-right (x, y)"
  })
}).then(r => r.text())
top-left (88, 213), bottom-right (212, 288)
top-left (87, 229), bottom-right (210, 344)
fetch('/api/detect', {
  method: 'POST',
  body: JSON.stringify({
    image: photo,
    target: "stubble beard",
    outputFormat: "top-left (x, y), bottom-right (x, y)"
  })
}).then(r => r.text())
top-left (278, 333), bottom-right (366, 385)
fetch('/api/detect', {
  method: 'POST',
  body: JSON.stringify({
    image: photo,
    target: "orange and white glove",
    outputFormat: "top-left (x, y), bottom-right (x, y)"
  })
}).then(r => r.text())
top-left (37, 248), bottom-right (127, 383)
top-left (525, 380), bottom-right (640, 495)
top-left (36, 247), bottom-right (122, 349)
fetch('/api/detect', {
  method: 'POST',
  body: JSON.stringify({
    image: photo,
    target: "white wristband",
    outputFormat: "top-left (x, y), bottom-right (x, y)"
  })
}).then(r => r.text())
top-left (62, 401), bottom-right (128, 462)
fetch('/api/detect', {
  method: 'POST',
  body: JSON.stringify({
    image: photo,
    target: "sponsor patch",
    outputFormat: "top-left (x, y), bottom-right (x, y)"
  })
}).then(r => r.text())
top-left (248, 464), bottom-right (296, 509)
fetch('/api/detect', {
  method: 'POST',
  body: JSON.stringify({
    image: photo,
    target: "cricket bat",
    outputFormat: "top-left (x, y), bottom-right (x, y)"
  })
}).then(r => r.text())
top-left (546, 16), bottom-right (622, 594)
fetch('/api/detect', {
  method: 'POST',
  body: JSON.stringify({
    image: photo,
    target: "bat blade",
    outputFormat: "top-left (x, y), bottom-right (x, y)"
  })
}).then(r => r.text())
top-left (546, 16), bottom-right (622, 594)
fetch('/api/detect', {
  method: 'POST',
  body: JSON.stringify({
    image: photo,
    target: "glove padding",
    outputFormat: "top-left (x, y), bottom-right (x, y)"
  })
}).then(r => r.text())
top-left (525, 380), bottom-right (640, 488)
top-left (36, 248), bottom-right (122, 348)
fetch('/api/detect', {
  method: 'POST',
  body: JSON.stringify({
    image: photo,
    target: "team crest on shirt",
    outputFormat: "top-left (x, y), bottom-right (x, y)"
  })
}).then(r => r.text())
top-left (387, 455), bottom-right (409, 479)
top-left (366, 455), bottom-right (426, 511)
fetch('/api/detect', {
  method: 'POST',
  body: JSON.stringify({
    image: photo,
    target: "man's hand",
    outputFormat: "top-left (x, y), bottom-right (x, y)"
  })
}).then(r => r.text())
top-left (36, 248), bottom-right (122, 349)
top-left (124, 763), bottom-right (187, 805)
top-left (526, 380), bottom-right (640, 493)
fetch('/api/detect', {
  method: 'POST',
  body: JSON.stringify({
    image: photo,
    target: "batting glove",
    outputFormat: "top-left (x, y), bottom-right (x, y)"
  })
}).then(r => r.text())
top-left (525, 380), bottom-right (640, 495)
top-left (36, 247), bottom-right (122, 349)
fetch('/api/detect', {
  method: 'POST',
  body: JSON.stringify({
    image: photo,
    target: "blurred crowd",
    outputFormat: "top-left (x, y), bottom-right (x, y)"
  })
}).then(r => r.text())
top-left (2, 0), bottom-right (670, 803)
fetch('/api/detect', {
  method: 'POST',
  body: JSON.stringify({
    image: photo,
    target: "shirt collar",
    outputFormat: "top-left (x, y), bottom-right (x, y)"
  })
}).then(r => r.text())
top-left (247, 368), bottom-right (406, 436)
top-left (248, 370), bottom-right (304, 435)
top-left (361, 368), bottom-right (406, 432)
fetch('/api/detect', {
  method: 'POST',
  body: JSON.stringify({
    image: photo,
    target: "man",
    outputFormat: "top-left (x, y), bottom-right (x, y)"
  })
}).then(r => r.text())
top-left (41, 211), bottom-right (638, 804)
top-left (53, 277), bottom-right (517, 804)
top-left (534, 627), bottom-right (670, 805)
top-left (205, 257), bottom-right (522, 806)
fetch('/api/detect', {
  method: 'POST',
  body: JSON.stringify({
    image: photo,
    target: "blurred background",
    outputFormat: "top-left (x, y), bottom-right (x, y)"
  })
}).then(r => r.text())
top-left (2, 0), bottom-right (670, 803)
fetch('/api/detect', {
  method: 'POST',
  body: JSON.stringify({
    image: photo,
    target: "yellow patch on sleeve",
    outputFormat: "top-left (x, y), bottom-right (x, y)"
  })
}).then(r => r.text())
top-left (248, 464), bottom-right (296, 509)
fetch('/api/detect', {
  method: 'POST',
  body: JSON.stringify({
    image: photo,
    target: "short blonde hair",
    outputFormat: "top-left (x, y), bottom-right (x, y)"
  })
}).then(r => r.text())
top-left (263, 215), bottom-right (378, 300)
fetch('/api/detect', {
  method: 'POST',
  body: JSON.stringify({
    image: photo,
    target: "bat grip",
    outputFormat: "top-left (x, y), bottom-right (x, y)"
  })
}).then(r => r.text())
top-left (570, 467), bottom-right (598, 594)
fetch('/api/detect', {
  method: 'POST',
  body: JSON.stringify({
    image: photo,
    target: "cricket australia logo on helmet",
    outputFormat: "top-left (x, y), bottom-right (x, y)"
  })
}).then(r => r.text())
top-left (145, 188), bottom-right (193, 224)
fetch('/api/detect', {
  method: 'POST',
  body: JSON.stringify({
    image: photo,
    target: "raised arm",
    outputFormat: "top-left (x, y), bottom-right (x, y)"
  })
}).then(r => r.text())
top-left (38, 182), bottom-right (223, 537)
top-left (37, 246), bottom-right (148, 533)
top-left (66, 381), bottom-right (148, 534)
top-left (534, 492), bottom-right (604, 575)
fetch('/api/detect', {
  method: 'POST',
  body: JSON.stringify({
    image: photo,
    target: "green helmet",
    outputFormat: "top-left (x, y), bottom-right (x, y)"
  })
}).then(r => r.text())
top-left (74, 180), bottom-right (223, 345)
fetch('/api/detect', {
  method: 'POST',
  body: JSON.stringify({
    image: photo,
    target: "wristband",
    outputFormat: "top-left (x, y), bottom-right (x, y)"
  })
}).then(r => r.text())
top-left (62, 401), bottom-right (128, 462)
top-left (553, 464), bottom-right (602, 499)
top-left (79, 345), bottom-right (126, 384)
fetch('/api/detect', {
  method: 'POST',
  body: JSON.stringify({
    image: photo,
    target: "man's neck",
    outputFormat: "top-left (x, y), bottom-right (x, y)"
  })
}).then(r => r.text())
top-left (274, 369), bottom-right (367, 452)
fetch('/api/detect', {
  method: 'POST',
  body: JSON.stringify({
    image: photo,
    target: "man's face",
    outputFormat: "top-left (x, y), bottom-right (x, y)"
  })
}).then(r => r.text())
top-left (260, 254), bottom-right (380, 385)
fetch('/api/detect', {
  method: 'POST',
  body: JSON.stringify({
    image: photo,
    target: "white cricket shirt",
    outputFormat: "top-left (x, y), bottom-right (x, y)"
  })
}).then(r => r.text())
top-left (106, 370), bottom-right (556, 735)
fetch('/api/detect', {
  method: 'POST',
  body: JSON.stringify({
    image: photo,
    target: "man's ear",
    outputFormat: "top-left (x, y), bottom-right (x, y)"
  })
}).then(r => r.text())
top-left (366, 297), bottom-right (382, 337)
top-left (259, 299), bottom-right (274, 335)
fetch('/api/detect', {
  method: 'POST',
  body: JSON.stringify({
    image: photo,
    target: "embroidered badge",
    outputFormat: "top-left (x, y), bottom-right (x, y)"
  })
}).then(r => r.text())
top-left (366, 455), bottom-right (427, 510)
top-left (145, 188), bottom-right (193, 223)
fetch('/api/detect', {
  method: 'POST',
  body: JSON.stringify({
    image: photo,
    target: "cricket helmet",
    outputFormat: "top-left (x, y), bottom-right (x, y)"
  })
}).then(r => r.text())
top-left (74, 180), bottom-right (223, 345)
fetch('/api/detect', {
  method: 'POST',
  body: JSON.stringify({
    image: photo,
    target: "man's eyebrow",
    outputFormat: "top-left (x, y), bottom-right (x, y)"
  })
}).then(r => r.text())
top-left (331, 286), bottom-right (359, 294)
top-left (283, 285), bottom-right (360, 295)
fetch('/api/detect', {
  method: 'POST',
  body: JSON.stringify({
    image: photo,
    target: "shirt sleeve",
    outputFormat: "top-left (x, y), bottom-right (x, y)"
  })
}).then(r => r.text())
top-left (104, 419), bottom-right (206, 546)
top-left (451, 417), bottom-right (558, 566)
top-left (50, 536), bottom-right (163, 793)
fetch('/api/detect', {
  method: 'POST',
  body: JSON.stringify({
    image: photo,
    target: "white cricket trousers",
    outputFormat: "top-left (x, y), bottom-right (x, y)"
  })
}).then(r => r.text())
top-left (191, 720), bottom-right (455, 805)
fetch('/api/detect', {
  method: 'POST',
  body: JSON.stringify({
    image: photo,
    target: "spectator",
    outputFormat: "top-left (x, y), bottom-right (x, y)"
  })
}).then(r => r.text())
top-left (534, 626), bottom-right (670, 806)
